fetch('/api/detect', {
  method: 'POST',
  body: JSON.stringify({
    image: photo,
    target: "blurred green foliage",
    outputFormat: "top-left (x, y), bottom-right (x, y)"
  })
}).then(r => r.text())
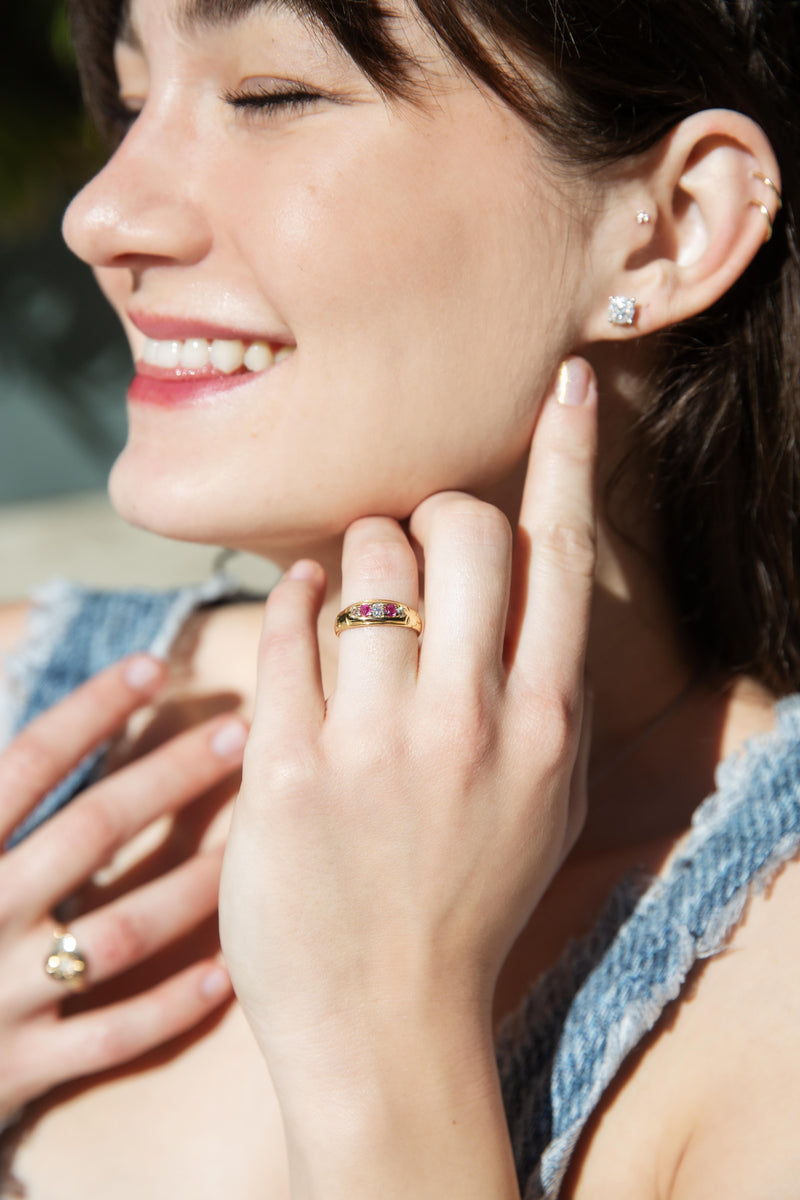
top-left (1, 0), bottom-right (104, 238)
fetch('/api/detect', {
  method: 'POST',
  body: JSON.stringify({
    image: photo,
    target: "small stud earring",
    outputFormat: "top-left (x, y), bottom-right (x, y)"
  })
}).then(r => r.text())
top-left (608, 296), bottom-right (637, 326)
top-left (636, 211), bottom-right (652, 225)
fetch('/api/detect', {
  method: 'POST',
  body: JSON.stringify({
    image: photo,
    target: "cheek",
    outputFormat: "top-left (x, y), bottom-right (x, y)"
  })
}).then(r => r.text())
top-left (236, 120), bottom-right (571, 484)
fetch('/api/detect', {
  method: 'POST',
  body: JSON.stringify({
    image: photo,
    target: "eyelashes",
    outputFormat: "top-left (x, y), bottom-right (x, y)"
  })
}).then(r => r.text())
top-left (222, 83), bottom-right (324, 116)
top-left (104, 80), bottom-right (329, 143)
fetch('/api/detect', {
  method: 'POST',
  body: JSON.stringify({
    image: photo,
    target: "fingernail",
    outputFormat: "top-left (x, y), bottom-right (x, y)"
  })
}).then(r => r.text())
top-left (555, 358), bottom-right (592, 406)
top-left (200, 964), bottom-right (231, 1000)
top-left (124, 655), bottom-right (163, 691)
top-left (210, 718), bottom-right (248, 759)
top-left (286, 559), bottom-right (320, 582)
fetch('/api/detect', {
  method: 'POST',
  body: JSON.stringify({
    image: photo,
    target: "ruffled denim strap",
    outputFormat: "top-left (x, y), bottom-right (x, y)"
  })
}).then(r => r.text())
top-left (1, 573), bottom-right (243, 847)
top-left (495, 696), bottom-right (800, 1198)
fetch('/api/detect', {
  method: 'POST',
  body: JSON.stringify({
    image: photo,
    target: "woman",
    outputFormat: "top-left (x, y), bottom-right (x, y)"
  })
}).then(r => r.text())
top-left (1, 0), bottom-right (798, 1195)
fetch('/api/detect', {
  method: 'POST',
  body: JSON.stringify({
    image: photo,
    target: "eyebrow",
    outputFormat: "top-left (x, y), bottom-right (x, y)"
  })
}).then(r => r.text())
top-left (118, 0), bottom-right (290, 51)
top-left (175, 0), bottom-right (279, 36)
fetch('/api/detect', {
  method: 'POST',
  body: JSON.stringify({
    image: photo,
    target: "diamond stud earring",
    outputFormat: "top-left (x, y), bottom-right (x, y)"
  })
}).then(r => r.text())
top-left (608, 296), bottom-right (637, 326)
top-left (636, 211), bottom-right (652, 225)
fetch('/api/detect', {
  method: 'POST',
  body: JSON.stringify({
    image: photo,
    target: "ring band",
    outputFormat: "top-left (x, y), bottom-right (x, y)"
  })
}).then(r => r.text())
top-left (44, 926), bottom-right (88, 991)
top-left (335, 599), bottom-right (423, 637)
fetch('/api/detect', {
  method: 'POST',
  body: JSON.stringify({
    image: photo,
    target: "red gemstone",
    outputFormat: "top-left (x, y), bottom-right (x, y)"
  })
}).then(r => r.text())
top-left (385, 603), bottom-right (397, 617)
top-left (359, 604), bottom-right (371, 617)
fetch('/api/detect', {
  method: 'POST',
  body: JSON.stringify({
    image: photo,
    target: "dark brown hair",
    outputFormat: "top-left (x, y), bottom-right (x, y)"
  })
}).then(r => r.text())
top-left (68, 0), bottom-right (800, 692)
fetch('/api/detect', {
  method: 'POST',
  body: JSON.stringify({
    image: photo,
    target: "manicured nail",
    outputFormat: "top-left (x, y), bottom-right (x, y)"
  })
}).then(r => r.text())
top-left (287, 559), bottom-right (320, 582)
top-left (555, 358), bottom-right (593, 406)
top-left (200, 964), bottom-right (231, 1000)
top-left (210, 718), bottom-right (248, 759)
top-left (124, 655), bottom-right (163, 691)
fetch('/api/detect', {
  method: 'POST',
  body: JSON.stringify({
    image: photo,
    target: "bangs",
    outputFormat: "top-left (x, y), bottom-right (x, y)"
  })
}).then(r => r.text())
top-left (67, 0), bottom-right (556, 146)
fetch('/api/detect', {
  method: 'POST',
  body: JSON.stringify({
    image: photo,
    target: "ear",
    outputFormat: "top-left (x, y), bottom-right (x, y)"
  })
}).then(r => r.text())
top-left (578, 109), bottom-right (782, 342)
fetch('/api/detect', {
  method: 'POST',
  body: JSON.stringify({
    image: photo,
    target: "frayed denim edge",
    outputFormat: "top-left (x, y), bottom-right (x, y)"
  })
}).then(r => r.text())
top-left (0, 579), bottom-right (82, 749)
top-left (534, 824), bottom-right (800, 1199)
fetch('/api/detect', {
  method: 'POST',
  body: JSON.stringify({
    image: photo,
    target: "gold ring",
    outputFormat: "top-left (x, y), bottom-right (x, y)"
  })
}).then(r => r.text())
top-left (748, 199), bottom-right (774, 242)
top-left (750, 170), bottom-right (783, 209)
top-left (44, 927), bottom-right (88, 991)
top-left (335, 600), bottom-right (423, 637)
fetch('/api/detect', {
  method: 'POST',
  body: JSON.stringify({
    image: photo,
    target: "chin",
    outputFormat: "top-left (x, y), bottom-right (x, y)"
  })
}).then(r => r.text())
top-left (107, 446), bottom-right (365, 555)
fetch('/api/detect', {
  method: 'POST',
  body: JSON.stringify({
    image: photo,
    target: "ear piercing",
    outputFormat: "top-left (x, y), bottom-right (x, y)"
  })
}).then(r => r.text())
top-left (608, 296), bottom-right (637, 326)
top-left (749, 170), bottom-right (783, 242)
top-left (636, 211), bottom-right (652, 225)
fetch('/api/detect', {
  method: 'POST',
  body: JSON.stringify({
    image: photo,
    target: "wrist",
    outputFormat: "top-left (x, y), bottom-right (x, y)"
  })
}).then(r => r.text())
top-left (267, 1003), bottom-right (519, 1200)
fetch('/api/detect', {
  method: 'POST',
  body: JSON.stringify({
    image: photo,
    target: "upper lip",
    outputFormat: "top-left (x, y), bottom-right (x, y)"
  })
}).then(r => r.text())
top-left (128, 310), bottom-right (292, 344)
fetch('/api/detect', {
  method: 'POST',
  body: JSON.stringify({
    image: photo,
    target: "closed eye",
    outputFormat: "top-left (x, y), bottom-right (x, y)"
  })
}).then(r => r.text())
top-left (223, 84), bottom-right (324, 116)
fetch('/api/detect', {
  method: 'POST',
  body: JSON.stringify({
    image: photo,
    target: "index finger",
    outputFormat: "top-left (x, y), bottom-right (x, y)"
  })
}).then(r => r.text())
top-left (508, 357), bottom-right (598, 698)
top-left (0, 655), bottom-right (166, 845)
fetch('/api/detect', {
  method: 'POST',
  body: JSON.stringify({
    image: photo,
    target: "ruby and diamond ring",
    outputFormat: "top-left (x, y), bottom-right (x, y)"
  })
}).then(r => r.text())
top-left (334, 599), bottom-right (423, 637)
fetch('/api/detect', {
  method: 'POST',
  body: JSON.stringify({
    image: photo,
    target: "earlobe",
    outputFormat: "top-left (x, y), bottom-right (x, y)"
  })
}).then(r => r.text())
top-left (578, 109), bottom-right (782, 342)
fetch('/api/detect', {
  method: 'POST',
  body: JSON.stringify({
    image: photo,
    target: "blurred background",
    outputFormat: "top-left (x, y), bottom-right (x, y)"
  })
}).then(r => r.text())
top-left (0, 1), bottom-right (277, 602)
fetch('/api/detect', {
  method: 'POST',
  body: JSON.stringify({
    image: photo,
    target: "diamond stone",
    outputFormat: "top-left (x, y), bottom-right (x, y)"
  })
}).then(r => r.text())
top-left (370, 603), bottom-right (386, 618)
top-left (608, 295), bottom-right (636, 326)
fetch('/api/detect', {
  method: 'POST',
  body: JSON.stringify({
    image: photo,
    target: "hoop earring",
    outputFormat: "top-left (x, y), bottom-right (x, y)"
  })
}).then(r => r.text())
top-left (749, 170), bottom-right (783, 242)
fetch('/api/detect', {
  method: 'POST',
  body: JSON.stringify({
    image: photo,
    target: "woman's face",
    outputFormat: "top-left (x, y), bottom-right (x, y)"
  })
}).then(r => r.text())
top-left (63, 0), bottom-right (594, 554)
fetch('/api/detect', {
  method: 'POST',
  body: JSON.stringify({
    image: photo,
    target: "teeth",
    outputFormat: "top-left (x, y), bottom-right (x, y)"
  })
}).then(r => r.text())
top-left (140, 336), bottom-right (292, 374)
top-left (243, 341), bottom-right (274, 372)
top-left (209, 339), bottom-right (245, 374)
top-left (180, 338), bottom-right (210, 369)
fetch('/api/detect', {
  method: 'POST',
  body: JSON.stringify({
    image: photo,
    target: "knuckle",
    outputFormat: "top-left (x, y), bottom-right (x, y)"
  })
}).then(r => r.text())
top-left (79, 1014), bottom-right (129, 1069)
top-left (4, 729), bottom-right (58, 792)
top-left (424, 690), bottom-right (497, 772)
top-left (93, 910), bottom-right (148, 974)
top-left (436, 500), bottom-right (512, 549)
top-left (63, 796), bottom-right (122, 860)
top-left (259, 623), bottom-right (303, 668)
top-left (520, 689), bottom-right (580, 765)
top-left (252, 745), bottom-right (321, 808)
top-left (534, 519), bottom-right (596, 578)
top-left (350, 538), bottom-right (415, 587)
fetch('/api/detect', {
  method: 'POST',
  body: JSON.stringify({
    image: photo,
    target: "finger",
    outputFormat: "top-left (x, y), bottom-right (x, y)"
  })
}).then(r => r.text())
top-left (0, 654), bottom-right (167, 844)
top-left (408, 493), bottom-right (513, 690)
top-left (21, 958), bottom-right (232, 1100)
top-left (14, 847), bottom-right (224, 1015)
top-left (510, 357), bottom-right (598, 697)
top-left (336, 517), bottom-right (420, 699)
top-left (3, 714), bottom-right (247, 922)
top-left (250, 560), bottom-right (326, 751)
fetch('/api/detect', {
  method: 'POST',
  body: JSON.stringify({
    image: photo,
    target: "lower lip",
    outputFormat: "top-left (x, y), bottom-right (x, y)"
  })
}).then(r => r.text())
top-left (128, 368), bottom-right (262, 408)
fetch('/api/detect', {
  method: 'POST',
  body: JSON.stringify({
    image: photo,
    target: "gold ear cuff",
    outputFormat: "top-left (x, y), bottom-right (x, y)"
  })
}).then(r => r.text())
top-left (749, 170), bottom-right (783, 242)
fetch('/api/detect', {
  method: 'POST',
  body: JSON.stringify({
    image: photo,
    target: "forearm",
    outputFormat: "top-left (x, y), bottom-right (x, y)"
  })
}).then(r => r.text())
top-left (272, 1007), bottom-right (521, 1200)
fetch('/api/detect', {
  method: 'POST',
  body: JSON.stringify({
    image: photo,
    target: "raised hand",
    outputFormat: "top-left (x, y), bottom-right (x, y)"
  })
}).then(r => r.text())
top-left (0, 654), bottom-right (246, 1119)
top-left (219, 358), bottom-right (597, 1198)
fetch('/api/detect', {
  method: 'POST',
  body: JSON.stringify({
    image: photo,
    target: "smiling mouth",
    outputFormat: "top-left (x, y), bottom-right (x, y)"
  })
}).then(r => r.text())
top-left (139, 336), bottom-right (294, 376)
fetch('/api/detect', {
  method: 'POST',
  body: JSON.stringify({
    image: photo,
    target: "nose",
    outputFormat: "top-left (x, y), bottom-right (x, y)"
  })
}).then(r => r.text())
top-left (62, 116), bottom-right (213, 271)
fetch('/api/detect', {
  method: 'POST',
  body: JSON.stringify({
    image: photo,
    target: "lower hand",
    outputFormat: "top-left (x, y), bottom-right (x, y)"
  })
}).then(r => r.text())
top-left (0, 655), bottom-right (247, 1119)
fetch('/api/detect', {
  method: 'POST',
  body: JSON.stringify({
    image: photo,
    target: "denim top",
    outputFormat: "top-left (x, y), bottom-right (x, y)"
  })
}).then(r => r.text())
top-left (3, 578), bottom-right (800, 1199)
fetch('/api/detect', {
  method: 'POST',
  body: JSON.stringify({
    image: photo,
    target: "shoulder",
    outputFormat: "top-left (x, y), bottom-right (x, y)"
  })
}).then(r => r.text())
top-left (667, 848), bottom-right (800, 1198)
top-left (0, 600), bottom-right (31, 682)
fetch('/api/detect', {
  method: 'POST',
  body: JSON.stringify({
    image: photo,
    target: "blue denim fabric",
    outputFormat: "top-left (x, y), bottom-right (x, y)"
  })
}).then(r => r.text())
top-left (0, 574), bottom-right (241, 847)
top-left (496, 694), bottom-right (800, 1198)
top-left (3, 580), bottom-right (800, 1196)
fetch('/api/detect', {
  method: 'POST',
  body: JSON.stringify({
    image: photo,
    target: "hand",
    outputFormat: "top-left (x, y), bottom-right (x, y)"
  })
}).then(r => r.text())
top-left (221, 358), bottom-right (597, 1097)
top-left (0, 654), bottom-right (247, 1120)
